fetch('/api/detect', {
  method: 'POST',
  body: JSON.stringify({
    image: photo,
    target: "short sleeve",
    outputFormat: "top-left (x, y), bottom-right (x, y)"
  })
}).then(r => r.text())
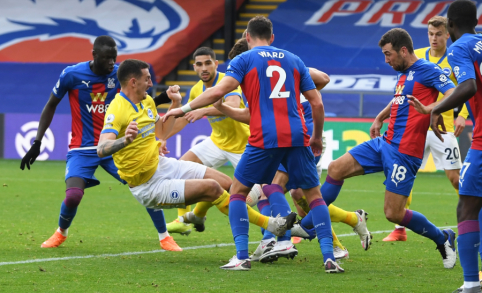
top-left (297, 57), bottom-right (316, 92)
top-left (101, 100), bottom-right (123, 137)
top-left (448, 44), bottom-right (476, 84)
top-left (225, 54), bottom-right (247, 84)
top-left (426, 65), bottom-right (455, 94)
top-left (224, 85), bottom-right (242, 100)
top-left (459, 103), bottom-right (470, 119)
top-left (52, 68), bottom-right (73, 99)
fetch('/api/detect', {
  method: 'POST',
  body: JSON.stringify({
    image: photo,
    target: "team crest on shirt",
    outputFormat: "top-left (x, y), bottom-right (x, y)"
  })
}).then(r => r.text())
top-left (147, 108), bottom-right (154, 119)
top-left (107, 78), bottom-right (115, 89)
top-left (407, 71), bottom-right (415, 81)
top-left (106, 114), bottom-right (115, 123)
top-left (170, 190), bottom-right (179, 199)
top-left (442, 67), bottom-right (452, 77)
top-left (439, 74), bottom-right (447, 82)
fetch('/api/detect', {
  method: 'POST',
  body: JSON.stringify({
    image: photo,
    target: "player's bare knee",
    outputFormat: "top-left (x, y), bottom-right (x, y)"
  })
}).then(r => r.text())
top-left (327, 160), bottom-right (343, 180)
top-left (206, 179), bottom-right (224, 198)
top-left (384, 208), bottom-right (403, 224)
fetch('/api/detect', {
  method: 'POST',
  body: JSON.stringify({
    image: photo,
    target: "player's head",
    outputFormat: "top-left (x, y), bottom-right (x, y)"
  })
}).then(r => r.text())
top-left (228, 38), bottom-right (248, 60)
top-left (92, 35), bottom-right (117, 75)
top-left (427, 16), bottom-right (449, 52)
top-left (193, 47), bottom-right (218, 83)
top-left (117, 59), bottom-right (152, 100)
top-left (379, 28), bottom-right (414, 71)
top-left (246, 16), bottom-right (274, 48)
top-left (447, 0), bottom-right (478, 42)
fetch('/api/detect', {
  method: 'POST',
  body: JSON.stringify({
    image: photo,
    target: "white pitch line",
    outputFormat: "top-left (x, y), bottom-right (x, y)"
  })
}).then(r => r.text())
top-left (0, 226), bottom-right (457, 267)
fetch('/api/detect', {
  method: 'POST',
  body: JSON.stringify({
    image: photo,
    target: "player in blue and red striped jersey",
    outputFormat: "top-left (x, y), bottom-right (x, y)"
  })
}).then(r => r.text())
top-left (313, 28), bottom-right (457, 270)
top-left (430, 1), bottom-right (482, 291)
top-left (19, 36), bottom-right (181, 252)
top-left (164, 16), bottom-right (340, 273)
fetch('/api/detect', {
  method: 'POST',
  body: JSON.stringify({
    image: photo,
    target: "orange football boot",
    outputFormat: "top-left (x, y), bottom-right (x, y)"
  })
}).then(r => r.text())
top-left (383, 227), bottom-right (407, 241)
top-left (41, 231), bottom-right (67, 248)
top-left (160, 236), bottom-right (182, 251)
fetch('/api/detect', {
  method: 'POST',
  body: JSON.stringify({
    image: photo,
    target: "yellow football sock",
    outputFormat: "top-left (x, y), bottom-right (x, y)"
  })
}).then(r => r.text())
top-left (332, 227), bottom-right (345, 249)
top-left (177, 206), bottom-right (191, 217)
top-left (296, 196), bottom-right (311, 214)
top-left (455, 189), bottom-right (459, 197)
top-left (329, 204), bottom-right (358, 227)
top-left (211, 190), bottom-right (270, 229)
top-left (193, 202), bottom-right (213, 218)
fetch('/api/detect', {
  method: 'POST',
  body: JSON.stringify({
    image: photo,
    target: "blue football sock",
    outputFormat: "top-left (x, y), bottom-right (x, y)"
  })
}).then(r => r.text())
top-left (230, 194), bottom-right (249, 260)
top-left (458, 220), bottom-right (480, 282)
top-left (320, 175), bottom-right (344, 206)
top-left (400, 209), bottom-right (445, 245)
top-left (263, 184), bottom-right (291, 241)
top-left (59, 202), bottom-right (77, 229)
top-left (257, 200), bottom-right (275, 240)
top-left (301, 210), bottom-right (314, 229)
top-left (146, 208), bottom-right (167, 233)
top-left (310, 198), bottom-right (334, 261)
top-left (58, 187), bottom-right (84, 229)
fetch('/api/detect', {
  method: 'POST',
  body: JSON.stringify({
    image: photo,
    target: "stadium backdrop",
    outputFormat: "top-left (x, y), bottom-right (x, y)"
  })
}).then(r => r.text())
top-left (1, 0), bottom-right (479, 171)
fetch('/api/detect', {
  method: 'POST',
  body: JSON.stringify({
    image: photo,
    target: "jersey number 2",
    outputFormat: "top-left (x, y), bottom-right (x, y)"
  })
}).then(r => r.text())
top-left (267, 65), bottom-right (290, 99)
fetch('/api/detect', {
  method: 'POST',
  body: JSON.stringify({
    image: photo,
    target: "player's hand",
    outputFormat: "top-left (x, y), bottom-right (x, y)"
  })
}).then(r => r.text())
top-left (431, 112), bottom-right (446, 142)
top-left (213, 97), bottom-right (224, 110)
top-left (159, 140), bottom-right (170, 157)
top-left (370, 119), bottom-right (383, 139)
top-left (407, 95), bottom-right (430, 114)
top-left (20, 140), bottom-right (41, 170)
top-left (163, 108), bottom-right (184, 122)
top-left (125, 121), bottom-right (138, 145)
top-left (184, 109), bottom-right (205, 123)
top-left (454, 115), bottom-right (466, 137)
top-left (309, 136), bottom-right (323, 157)
top-left (166, 85), bottom-right (182, 104)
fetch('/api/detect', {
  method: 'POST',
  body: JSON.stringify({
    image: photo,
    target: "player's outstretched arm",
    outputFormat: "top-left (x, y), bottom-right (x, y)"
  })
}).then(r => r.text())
top-left (157, 86), bottom-right (182, 140)
top-left (20, 93), bottom-right (61, 170)
top-left (303, 89), bottom-right (324, 156)
top-left (213, 97), bottom-right (251, 124)
top-left (162, 76), bottom-right (240, 122)
top-left (97, 122), bottom-right (138, 158)
top-left (370, 101), bottom-right (391, 139)
top-left (431, 80), bottom-right (477, 141)
top-left (308, 68), bottom-right (330, 90)
top-left (184, 95), bottom-right (242, 123)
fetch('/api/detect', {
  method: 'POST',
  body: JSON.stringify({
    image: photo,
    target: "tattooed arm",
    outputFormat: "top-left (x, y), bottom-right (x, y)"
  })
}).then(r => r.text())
top-left (97, 121), bottom-right (138, 158)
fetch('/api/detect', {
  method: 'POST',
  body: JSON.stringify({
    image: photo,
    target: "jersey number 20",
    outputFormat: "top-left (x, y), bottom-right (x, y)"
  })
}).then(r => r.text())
top-left (267, 65), bottom-right (290, 99)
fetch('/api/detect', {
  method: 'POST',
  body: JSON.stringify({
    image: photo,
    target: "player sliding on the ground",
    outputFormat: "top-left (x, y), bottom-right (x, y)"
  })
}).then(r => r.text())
top-left (97, 59), bottom-right (295, 254)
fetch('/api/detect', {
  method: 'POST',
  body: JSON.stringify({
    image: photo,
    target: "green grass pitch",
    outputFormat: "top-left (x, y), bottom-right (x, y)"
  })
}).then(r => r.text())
top-left (0, 159), bottom-right (463, 292)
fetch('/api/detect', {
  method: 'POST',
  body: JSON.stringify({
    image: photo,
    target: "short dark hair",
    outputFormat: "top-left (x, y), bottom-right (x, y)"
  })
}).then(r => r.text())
top-left (247, 15), bottom-right (272, 41)
top-left (228, 38), bottom-right (248, 59)
top-left (117, 59), bottom-right (149, 86)
top-left (193, 47), bottom-right (215, 60)
top-left (378, 28), bottom-right (414, 54)
top-left (93, 35), bottom-right (116, 50)
top-left (448, 0), bottom-right (478, 29)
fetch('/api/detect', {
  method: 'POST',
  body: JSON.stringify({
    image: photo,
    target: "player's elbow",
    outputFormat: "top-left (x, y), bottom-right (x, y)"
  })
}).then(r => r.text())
top-left (316, 73), bottom-right (330, 90)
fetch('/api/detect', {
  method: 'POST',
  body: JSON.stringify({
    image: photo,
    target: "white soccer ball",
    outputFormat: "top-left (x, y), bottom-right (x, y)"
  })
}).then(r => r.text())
top-left (246, 184), bottom-right (263, 207)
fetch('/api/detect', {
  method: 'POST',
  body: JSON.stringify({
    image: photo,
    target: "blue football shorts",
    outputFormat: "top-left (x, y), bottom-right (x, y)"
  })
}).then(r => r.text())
top-left (235, 145), bottom-right (320, 190)
top-left (65, 149), bottom-right (126, 188)
top-left (348, 137), bottom-right (422, 196)
top-left (459, 148), bottom-right (482, 197)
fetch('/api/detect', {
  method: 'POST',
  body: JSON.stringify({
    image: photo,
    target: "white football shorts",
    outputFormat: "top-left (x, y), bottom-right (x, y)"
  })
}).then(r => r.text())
top-left (420, 131), bottom-right (462, 170)
top-left (190, 137), bottom-right (243, 169)
top-left (129, 156), bottom-right (207, 209)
